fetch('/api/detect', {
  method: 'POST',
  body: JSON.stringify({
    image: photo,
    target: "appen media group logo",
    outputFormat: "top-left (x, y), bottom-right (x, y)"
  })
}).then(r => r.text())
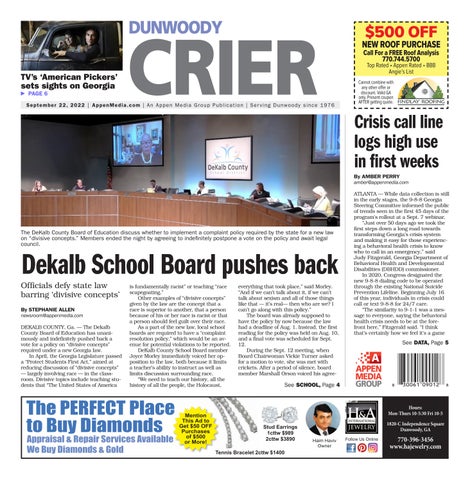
top-left (355, 351), bottom-right (382, 387)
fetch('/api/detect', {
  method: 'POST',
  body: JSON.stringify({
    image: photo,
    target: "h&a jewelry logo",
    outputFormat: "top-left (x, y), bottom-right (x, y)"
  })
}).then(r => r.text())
top-left (345, 400), bottom-right (379, 434)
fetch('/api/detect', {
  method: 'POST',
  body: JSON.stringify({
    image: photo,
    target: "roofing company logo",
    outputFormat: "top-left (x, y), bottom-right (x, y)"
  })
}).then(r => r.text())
top-left (398, 77), bottom-right (445, 106)
top-left (355, 352), bottom-right (382, 387)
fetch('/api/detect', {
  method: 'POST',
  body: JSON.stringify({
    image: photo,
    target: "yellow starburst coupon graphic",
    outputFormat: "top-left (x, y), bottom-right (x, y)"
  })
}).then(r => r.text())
top-left (174, 407), bottom-right (217, 451)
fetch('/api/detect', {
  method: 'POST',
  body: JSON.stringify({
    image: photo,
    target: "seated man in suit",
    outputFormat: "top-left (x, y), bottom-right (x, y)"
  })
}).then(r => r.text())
top-left (310, 403), bottom-right (337, 436)
top-left (149, 179), bottom-right (163, 192)
top-left (249, 182), bottom-right (270, 202)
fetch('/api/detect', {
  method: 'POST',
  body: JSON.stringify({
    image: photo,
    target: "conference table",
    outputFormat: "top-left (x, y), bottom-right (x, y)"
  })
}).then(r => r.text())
top-left (21, 191), bottom-right (329, 227)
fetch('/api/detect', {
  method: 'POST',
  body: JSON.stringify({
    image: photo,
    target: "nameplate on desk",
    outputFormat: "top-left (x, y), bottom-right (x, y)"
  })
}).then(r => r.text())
top-left (217, 197), bottom-right (226, 203)
top-left (67, 191), bottom-right (76, 196)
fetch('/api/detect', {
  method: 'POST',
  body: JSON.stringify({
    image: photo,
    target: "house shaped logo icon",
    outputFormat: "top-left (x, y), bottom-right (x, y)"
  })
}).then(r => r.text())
top-left (399, 77), bottom-right (444, 100)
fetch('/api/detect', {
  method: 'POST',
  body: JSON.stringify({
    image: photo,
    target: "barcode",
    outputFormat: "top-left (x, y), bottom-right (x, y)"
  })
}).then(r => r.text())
top-left (397, 353), bottom-right (445, 385)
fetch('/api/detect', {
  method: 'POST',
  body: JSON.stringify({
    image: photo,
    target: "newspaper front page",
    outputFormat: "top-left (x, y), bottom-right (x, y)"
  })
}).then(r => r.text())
top-left (6, 0), bottom-right (468, 477)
